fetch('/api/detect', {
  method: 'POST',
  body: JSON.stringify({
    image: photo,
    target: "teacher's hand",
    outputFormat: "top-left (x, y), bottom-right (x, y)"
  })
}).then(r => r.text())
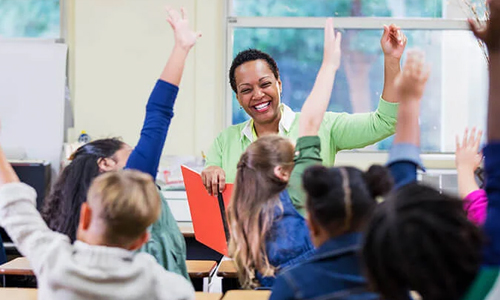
top-left (201, 166), bottom-right (226, 196)
top-left (381, 24), bottom-right (407, 60)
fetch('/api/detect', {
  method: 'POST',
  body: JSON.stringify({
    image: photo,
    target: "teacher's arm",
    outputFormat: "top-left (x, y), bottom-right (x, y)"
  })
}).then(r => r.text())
top-left (381, 24), bottom-right (407, 104)
top-left (329, 99), bottom-right (398, 151)
top-left (331, 25), bottom-right (407, 151)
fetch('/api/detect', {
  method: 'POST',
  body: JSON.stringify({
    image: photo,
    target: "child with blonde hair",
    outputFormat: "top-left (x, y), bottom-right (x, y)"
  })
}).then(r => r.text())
top-left (0, 142), bottom-right (194, 299)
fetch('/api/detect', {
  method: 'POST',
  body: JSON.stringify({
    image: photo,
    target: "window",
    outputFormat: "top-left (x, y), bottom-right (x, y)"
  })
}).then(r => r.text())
top-left (232, 0), bottom-right (443, 18)
top-left (226, 0), bottom-right (488, 152)
top-left (0, 0), bottom-right (60, 38)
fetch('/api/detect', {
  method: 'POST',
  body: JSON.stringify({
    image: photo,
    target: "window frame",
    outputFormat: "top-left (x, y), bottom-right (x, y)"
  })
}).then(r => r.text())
top-left (224, 0), bottom-right (484, 155)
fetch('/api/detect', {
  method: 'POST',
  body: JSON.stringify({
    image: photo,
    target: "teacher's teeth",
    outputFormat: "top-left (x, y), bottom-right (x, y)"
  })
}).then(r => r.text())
top-left (255, 102), bottom-right (270, 110)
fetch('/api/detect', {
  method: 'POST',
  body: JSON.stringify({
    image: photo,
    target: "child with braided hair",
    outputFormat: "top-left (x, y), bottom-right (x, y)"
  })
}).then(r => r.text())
top-left (362, 3), bottom-right (500, 297)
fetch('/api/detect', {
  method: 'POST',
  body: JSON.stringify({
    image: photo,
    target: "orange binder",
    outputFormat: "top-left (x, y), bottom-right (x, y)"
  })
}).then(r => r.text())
top-left (181, 165), bottom-right (233, 256)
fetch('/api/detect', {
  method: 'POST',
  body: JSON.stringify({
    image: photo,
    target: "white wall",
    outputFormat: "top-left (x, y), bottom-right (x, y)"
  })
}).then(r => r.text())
top-left (68, 0), bottom-right (224, 156)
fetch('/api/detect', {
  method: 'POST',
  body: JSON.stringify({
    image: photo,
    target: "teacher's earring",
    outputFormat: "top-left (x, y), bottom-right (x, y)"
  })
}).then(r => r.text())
top-left (239, 106), bottom-right (243, 110)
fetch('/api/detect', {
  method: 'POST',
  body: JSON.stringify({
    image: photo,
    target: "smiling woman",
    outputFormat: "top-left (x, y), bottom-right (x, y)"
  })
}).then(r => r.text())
top-left (230, 50), bottom-right (282, 135)
top-left (201, 24), bottom-right (405, 196)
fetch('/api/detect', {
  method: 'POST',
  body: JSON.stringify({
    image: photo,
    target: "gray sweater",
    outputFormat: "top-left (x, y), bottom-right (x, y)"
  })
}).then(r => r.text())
top-left (0, 183), bottom-right (195, 300)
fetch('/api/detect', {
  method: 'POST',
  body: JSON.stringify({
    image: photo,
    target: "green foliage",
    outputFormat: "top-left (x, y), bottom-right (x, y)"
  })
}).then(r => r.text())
top-left (0, 0), bottom-right (60, 38)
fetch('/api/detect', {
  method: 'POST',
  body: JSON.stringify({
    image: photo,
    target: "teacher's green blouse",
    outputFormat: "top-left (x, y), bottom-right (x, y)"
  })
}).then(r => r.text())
top-left (206, 98), bottom-right (399, 183)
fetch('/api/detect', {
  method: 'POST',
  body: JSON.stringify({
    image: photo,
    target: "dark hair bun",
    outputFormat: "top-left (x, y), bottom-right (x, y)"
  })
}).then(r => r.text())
top-left (302, 165), bottom-right (332, 198)
top-left (363, 165), bottom-right (393, 198)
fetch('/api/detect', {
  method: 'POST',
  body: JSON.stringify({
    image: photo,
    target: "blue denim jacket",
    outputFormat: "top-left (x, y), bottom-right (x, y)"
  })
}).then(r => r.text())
top-left (257, 189), bottom-right (315, 287)
top-left (270, 232), bottom-right (379, 300)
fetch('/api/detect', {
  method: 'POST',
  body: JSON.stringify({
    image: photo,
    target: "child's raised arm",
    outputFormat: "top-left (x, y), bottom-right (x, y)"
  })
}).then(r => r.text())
top-left (470, 0), bottom-right (500, 265)
top-left (456, 128), bottom-right (483, 199)
top-left (386, 50), bottom-right (430, 188)
top-left (0, 125), bottom-right (68, 274)
top-left (161, 7), bottom-right (201, 86)
top-left (299, 18), bottom-right (341, 137)
top-left (126, 7), bottom-right (201, 177)
top-left (392, 50), bottom-right (430, 147)
top-left (456, 128), bottom-right (486, 225)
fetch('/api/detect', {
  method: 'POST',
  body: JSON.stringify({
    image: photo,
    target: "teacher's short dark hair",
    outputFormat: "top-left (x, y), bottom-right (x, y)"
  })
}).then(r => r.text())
top-left (229, 49), bottom-right (280, 93)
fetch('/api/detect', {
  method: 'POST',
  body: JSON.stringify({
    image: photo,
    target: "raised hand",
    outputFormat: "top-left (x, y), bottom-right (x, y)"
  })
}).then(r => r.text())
top-left (394, 50), bottom-right (430, 102)
top-left (298, 18), bottom-right (340, 137)
top-left (456, 128), bottom-right (483, 172)
top-left (381, 24), bottom-right (407, 59)
top-left (469, 0), bottom-right (500, 53)
top-left (166, 7), bottom-right (201, 51)
top-left (323, 18), bottom-right (342, 70)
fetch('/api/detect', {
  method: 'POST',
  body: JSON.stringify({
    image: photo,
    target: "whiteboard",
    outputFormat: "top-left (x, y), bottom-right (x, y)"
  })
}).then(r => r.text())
top-left (0, 41), bottom-right (68, 174)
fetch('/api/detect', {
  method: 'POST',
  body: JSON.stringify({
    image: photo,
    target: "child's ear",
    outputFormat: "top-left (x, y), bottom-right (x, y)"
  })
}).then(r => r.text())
top-left (128, 232), bottom-right (150, 251)
top-left (273, 165), bottom-right (290, 182)
top-left (97, 157), bottom-right (116, 172)
top-left (79, 202), bottom-right (92, 231)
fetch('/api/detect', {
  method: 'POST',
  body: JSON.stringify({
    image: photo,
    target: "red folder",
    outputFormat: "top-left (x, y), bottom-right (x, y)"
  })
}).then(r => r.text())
top-left (181, 165), bottom-right (233, 256)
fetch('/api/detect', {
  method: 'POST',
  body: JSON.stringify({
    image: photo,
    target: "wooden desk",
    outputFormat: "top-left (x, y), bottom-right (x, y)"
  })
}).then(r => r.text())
top-left (0, 288), bottom-right (36, 299)
top-left (186, 260), bottom-right (217, 292)
top-left (216, 260), bottom-right (237, 278)
top-left (0, 289), bottom-right (219, 300)
top-left (195, 292), bottom-right (222, 300)
top-left (0, 257), bottom-right (33, 276)
top-left (186, 260), bottom-right (217, 278)
top-left (0, 258), bottom-right (217, 278)
top-left (222, 290), bottom-right (271, 300)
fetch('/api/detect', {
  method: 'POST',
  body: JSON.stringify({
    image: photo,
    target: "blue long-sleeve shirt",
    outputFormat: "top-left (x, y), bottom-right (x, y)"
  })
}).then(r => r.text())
top-left (124, 79), bottom-right (189, 280)
top-left (386, 143), bottom-right (425, 189)
top-left (125, 80), bottom-right (178, 177)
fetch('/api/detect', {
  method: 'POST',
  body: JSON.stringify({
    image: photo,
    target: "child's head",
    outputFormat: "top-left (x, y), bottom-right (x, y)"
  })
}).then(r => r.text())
top-left (76, 170), bottom-right (161, 250)
top-left (228, 135), bottom-right (294, 288)
top-left (43, 138), bottom-right (132, 241)
top-left (303, 165), bottom-right (392, 247)
top-left (362, 183), bottom-right (482, 300)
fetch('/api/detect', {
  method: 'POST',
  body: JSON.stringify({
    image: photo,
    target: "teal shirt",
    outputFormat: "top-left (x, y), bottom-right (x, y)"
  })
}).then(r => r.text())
top-left (206, 99), bottom-right (398, 183)
top-left (138, 192), bottom-right (189, 281)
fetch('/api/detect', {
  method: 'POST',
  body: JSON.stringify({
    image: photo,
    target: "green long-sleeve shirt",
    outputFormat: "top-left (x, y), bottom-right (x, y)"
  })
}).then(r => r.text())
top-left (206, 99), bottom-right (398, 183)
top-left (288, 136), bottom-right (323, 217)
